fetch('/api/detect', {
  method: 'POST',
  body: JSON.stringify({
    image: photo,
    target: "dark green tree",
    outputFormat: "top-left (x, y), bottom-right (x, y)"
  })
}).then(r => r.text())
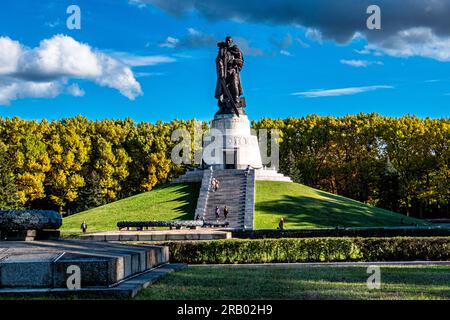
top-left (72, 170), bottom-right (106, 213)
top-left (377, 157), bottom-right (401, 212)
top-left (0, 145), bottom-right (20, 209)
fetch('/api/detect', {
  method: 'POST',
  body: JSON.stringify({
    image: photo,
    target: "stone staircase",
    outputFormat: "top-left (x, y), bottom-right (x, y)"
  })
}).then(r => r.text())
top-left (198, 169), bottom-right (254, 230)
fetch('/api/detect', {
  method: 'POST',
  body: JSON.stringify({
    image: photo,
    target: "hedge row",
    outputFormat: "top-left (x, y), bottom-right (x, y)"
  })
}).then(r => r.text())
top-left (160, 237), bottom-right (450, 264)
top-left (232, 227), bottom-right (450, 239)
top-left (117, 220), bottom-right (203, 229)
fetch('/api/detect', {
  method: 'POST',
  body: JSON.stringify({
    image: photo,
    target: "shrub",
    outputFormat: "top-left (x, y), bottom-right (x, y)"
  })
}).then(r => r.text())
top-left (232, 227), bottom-right (450, 239)
top-left (159, 237), bottom-right (450, 264)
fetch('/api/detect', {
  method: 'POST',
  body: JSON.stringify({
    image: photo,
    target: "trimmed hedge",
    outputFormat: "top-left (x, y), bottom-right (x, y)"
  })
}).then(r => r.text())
top-left (117, 220), bottom-right (203, 229)
top-left (159, 237), bottom-right (450, 264)
top-left (232, 227), bottom-right (450, 239)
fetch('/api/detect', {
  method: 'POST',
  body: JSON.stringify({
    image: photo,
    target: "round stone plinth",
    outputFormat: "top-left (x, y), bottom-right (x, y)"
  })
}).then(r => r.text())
top-left (204, 114), bottom-right (263, 169)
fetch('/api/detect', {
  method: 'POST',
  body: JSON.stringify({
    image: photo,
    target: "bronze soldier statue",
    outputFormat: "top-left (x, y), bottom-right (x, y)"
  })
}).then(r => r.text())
top-left (214, 36), bottom-right (246, 116)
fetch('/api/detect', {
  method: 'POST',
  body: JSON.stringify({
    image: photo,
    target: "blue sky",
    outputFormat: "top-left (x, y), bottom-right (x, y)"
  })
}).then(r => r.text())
top-left (0, 0), bottom-right (449, 122)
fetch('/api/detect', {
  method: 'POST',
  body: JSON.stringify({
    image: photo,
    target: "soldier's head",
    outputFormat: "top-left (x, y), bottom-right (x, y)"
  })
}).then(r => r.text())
top-left (225, 36), bottom-right (233, 47)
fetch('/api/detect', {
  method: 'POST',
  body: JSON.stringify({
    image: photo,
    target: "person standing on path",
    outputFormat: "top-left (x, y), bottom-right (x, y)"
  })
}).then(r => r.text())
top-left (277, 217), bottom-right (285, 231)
top-left (81, 221), bottom-right (88, 233)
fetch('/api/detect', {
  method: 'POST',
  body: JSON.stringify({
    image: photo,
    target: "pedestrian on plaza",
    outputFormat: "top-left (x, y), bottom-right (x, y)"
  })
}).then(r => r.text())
top-left (277, 217), bottom-right (285, 231)
top-left (81, 221), bottom-right (88, 233)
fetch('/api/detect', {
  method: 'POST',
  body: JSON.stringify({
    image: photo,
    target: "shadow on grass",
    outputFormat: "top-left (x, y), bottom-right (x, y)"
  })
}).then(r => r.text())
top-left (136, 266), bottom-right (450, 300)
top-left (155, 182), bottom-right (200, 220)
top-left (256, 189), bottom-right (408, 228)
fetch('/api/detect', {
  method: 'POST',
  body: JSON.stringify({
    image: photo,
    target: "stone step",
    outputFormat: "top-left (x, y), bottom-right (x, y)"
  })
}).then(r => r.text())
top-left (205, 208), bottom-right (244, 211)
top-left (0, 263), bottom-right (187, 299)
top-left (0, 240), bottom-right (169, 289)
top-left (193, 168), bottom-right (254, 230)
top-left (208, 190), bottom-right (246, 194)
top-left (207, 199), bottom-right (246, 202)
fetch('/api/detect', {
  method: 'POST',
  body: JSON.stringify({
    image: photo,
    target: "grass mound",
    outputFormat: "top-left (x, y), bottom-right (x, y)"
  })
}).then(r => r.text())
top-left (61, 183), bottom-right (200, 232)
top-left (255, 181), bottom-right (426, 229)
top-left (62, 180), bottom-right (425, 232)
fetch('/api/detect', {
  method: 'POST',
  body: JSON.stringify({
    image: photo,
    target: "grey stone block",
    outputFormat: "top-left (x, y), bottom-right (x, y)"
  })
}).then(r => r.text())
top-left (104, 234), bottom-right (120, 241)
top-left (168, 234), bottom-right (188, 241)
top-left (90, 235), bottom-right (106, 241)
top-left (54, 257), bottom-right (112, 288)
top-left (119, 234), bottom-right (137, 241)
top-left (0, 261), bottom-right (53, 288)
top-left (137, 234), bottom-right (153, 241)
top-left (146, 250), bottom-right (157, 267)
top-left (131, 253), bottom-right (140, 274)
top-left (199, 234), bottom-right (214, 240)
top-left (123, 255), bottom-right (132, 277)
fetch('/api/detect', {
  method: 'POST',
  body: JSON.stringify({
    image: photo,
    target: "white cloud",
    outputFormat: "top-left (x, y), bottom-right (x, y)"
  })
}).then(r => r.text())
top-left (112, 52), bottom-right (176, 67)
top-left (295, 37), bottom-right (310, 49)
top-left (135, 72), bottom-right (165, 77)
top-left (305, 28), bottom-right (323, 43)
top-left (355, 48), bottom-right (371, 55)
top-left (340, 59), bottom-right (383, 67)
top-left (18, 35), bottom-right (102, 79)
top-left (131, 0), bottom-right (450, 63)
top-left (187, 27), bottom-right (201, 36)
top-left (159, 28), bottom-right (218, 50)
top-left (367, 27), bottom-right (450, 62)
top-left (292, 85), bottom-right (393, 98)
top-left (280, 50), bottom-right (292, 56)
top-left (0, 35), bottom-right (146, 105)
top-left (233, 37), bottom-right (263, 56)
top-left (128, 0), bottom-right (147, 8)
top-left (159, 37), bottom-right (180, 48)
top-left (45, 19), bottom-right (61, 28)
top-left (0, 37), bottom-right (22, 74)
top-left (67, 83), bottom-right (85, 97)
top-left (0, 79), bottom-right (62, 106)
top-left (425, 79), bottom-right (442, 83)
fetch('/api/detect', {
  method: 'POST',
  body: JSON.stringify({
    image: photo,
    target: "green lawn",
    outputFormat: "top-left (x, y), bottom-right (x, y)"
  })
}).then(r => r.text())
top-left (62, 180), bottom-right (425, 233)
top-left (255, 181), bottom-right (426, 229)
top-left (136, 265), bottom-right (450, 300)
top-left (61, 183), bottom-right (200, 232)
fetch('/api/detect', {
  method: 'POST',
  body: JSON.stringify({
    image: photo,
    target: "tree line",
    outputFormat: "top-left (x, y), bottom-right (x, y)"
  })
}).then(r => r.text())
top-left (0, 116), bottom-right (203, 214)
top-left (0, 114), bottom-right (448, 219)
top-left (253, 113), bottom-right (449, 219)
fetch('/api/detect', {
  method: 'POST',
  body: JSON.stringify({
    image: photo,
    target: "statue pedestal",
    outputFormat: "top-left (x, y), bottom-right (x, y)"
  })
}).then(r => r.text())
top-left (203, 114), bottom-right (263, 169)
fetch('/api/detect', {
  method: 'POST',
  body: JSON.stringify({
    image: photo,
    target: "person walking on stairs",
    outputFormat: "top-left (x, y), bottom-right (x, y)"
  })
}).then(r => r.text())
top-left (245, 165), bottom-right (251, 177)
top-left (223, 206), bottom-right (229, 221)
top-left (214, 178), bottom-right (220, 192)
top-left (211, 177), bottom-right (220, 192)
top-left (215, 206), bottom-right (220, 221)
top-left (211, 177), bottom-right (216, 192)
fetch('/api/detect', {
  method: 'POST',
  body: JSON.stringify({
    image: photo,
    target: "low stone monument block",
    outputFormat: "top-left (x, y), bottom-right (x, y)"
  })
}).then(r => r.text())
top-left (0, 241), bottom-right (170, 290)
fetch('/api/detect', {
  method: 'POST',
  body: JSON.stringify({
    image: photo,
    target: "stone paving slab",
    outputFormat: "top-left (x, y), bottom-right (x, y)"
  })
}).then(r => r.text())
top-left (79, 229), bottom-right (231, 242)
